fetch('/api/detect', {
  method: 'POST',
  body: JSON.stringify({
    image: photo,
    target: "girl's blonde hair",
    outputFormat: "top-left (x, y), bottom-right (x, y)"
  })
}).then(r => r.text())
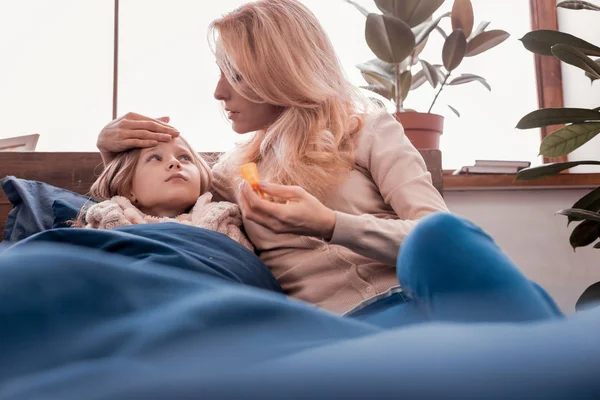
top-left (209, 0), bottom-right (368, 201)
top-left (74, 137), bottom-right (212, 226)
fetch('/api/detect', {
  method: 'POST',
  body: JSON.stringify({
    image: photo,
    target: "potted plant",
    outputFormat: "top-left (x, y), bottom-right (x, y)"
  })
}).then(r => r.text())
top-left (516, 0), bottom-right (600, 251)
top-left (345, 0), bottom-right (510, 149)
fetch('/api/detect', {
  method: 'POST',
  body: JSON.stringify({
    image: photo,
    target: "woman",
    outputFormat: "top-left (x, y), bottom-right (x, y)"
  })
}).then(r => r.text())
top-left (97, 0), bottom-right (561, 325)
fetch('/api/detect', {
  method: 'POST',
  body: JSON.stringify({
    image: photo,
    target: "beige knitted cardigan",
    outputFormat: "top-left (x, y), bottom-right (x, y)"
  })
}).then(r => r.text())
top-left (84, 193), bottom-right (254, 252)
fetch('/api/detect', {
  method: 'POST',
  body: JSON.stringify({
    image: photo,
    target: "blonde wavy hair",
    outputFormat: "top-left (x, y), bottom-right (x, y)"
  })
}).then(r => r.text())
top-left (209, 0), bottom-right (369, 201)
top-left (73, 137), bottom-right (212, 226)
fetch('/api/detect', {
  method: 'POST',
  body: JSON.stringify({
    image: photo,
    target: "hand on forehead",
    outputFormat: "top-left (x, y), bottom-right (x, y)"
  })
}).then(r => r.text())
top-left (142, 136), bottom-right (188, 152)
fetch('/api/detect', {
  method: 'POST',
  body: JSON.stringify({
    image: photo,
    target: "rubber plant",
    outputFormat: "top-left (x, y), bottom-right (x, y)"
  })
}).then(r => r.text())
top-left (516, 0), bottom-right (600, 250)
top-left (344, 0), bottom-right (510, 116)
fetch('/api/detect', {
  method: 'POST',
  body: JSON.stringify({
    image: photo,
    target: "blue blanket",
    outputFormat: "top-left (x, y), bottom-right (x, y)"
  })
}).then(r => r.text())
top-left (8, 223), bottom-right (283, 292)
top-left (1, 224), bottom-right (599, 399)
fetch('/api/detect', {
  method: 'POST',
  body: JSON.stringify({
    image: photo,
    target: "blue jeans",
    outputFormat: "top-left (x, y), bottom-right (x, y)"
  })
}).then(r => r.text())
top-left (351, 212), bottom-right (563, 328)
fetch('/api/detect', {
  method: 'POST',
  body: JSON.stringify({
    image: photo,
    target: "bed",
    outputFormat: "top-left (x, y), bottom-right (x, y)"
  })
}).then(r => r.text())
top-left (1, 150), bottom-right (599, 399)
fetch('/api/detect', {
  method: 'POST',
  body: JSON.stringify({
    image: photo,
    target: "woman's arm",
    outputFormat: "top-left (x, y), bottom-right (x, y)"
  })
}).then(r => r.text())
top-left (327, 112), bottom-right (448, 265)
top-left (96, 113), bottom-right (179, 165)
top-left (238, 112), bottom-right (448, 265)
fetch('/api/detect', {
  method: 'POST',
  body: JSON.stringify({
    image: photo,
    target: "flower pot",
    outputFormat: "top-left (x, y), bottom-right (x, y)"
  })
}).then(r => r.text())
top-left (394, 112), bottom-right (444, 150)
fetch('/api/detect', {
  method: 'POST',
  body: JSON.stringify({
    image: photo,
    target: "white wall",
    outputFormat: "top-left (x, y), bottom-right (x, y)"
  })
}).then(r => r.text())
top-left (446, 2), bottom-right (600, 315)
top-left (445, 189), bottom-right (600, 314)
top-left (557, 0), bottom-right (600, 172)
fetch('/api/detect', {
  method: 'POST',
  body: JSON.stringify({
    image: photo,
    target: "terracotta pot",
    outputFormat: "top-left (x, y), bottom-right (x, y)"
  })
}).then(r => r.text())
top-left (394, 112), bottom-right (444, 150)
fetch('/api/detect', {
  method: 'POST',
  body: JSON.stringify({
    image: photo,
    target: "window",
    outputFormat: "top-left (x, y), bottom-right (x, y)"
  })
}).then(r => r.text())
top-left (117, 0), bottom-right (542, 169)
top-left (118, 0), bottom-right (248, 153)
top-left (0, 0), bottom-right (583, 174)
top-left (0, 0), bottom-right (113, 151)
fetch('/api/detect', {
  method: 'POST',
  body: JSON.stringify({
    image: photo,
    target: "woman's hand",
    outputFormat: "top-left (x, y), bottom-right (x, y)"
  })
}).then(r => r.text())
top-left (239, 181), bottom-right (336, 240)
top-left (97, 112), bottom-right (180, 164)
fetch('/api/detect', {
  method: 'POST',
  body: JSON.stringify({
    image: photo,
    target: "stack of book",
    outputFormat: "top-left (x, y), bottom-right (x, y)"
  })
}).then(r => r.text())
top-left (452, 160), bottom-right (532, 175)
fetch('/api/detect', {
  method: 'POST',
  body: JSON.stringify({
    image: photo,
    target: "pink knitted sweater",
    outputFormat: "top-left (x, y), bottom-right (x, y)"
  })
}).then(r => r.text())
top-left (84, 193), bottom-right (254, 252)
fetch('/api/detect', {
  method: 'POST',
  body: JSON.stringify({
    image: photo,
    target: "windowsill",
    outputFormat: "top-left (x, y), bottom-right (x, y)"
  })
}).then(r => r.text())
top-left (443, 172), bottom-right (600, 191)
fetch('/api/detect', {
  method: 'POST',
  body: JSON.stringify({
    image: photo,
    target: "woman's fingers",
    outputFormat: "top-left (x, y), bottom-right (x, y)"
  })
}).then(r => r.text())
top-left (123, 111), bottom-right (167, 123)
top-left (242, 183), bottom-right (282, 215)
top-left (239, 186), bottom-right (277, 228)
top-left (120, 129), bottom-right (172, 142)
top-left (121, 138), bottom-right (160, 149)
top-left (119, 119), bottom-right (179, 136)
top-left (150, 116), bottom-right (179, 137)
top-left (98, 112), bottom-right (179, 157)
top-left (242, 182), bottom-right (284, 216)
top-left (259, 182), bottom-right (304, 200)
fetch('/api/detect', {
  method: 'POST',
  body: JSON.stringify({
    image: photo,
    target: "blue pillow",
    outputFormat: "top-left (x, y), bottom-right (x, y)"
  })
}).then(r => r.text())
top-left (1, 176), bottom-right (96, 243)
top-left (52, 199), bottom-right (88, 229)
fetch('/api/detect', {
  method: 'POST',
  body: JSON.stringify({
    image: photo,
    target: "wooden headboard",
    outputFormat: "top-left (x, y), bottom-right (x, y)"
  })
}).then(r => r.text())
top-left (0, 150), bottom-right (443, 241)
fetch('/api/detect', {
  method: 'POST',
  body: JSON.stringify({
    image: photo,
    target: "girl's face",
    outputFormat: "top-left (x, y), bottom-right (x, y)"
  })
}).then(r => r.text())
top-left (213, 70), bottom-right (281, 134)
top-left (130, 137), bottom-right (202, 217)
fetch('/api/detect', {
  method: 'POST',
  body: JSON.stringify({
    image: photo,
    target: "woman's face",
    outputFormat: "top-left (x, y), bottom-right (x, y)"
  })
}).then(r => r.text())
top-left (214, 70), bottom-right (281, 134)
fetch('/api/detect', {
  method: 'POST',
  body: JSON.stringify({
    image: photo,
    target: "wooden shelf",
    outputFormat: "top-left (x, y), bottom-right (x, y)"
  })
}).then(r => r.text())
top-left (444, 172), bottom-right (600, 191)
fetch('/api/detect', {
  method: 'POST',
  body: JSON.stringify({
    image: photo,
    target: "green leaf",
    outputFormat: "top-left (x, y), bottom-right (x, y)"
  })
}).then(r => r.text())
top-left (466, 30), bottom-right (510, 57)
top-left (400, 70), bottom-right (413, 101)
top-left (568, 219), bottom-right (600, 250)
top-left (412, 18), bottom-right (431, 36)
top-left (557, 208), bottom-right (600, 223)
top-left (415, 12), bottom-right (451, 45)
top-left (413, 35), bottom-right (429, 59)
top-left (468, 21), bottom-right (490, 41)
top-left (516, 161), bottom-right (600, 180)
top-left (433, 64), bottom-right (446, 81)
top-left (356, 59), bottom-right (396, 81)
top-left (442, 29), bottom-right (467, 71)
top-left (343, 0), bottom-right (370, 17)
top-left (366, 13), bottom-right (416, 64)
top-left (361, 85), bottom-right (395, 100)
top-left (448, 105), bottom-right (461, 117)
top-left (540, 122), bottom-right (600, 157)
top-left (375, 0), bottom-right (445, 27)
top-left (411, 17), bottom-right (437, 56)
top-left (520, 30), bottom-right (600, 57)
top-left (420, 60), bottom-right (439, 88)
top-left (557, 1), bottom-right (600, 11)
top-left (585, 58), bottom-right (600, 82)
top-left (448, 73), bottom-right (491, 91)
top-left (362, 71), bottom-right (395, 90)
top-left (569, 187), bottom-right (600, 225)
top-left (516, 108), bottom-right (600, 129)
top-left (552, 44), bottom-right (600, 79)
top-left (451, 0), bottom-right (474, 38)
top-left (410, 69), bottom-right (427, 89)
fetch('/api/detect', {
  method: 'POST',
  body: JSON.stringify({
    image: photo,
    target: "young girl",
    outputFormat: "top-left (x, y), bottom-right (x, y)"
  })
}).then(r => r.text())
top-left (80, 135), bottom-right (253, 252)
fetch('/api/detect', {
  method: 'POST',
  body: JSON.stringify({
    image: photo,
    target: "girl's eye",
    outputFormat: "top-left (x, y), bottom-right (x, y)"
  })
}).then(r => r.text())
top-left (147, 154), bottom-right (161, 162)
top-left (232, 73), bottom-right (243, 83)
top-left (179, 154), bottom-right (192, 162)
